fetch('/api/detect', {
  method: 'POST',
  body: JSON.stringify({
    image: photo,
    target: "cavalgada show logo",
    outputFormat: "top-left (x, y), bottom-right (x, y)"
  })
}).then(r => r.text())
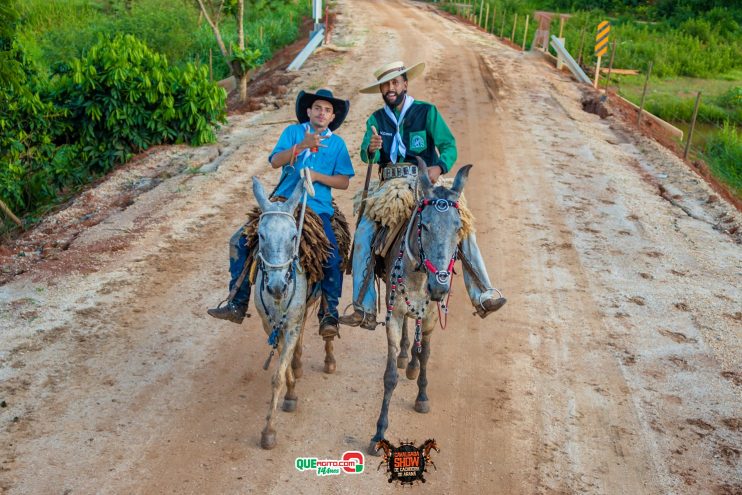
top-left (376, 439), bottom-right (440, 485)
top-left (295, 451), bottom-right (364, 476)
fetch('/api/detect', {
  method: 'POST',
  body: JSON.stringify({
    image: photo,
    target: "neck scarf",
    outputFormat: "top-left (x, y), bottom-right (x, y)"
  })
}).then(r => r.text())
top-left (383, 95), bottom-right (415, 163)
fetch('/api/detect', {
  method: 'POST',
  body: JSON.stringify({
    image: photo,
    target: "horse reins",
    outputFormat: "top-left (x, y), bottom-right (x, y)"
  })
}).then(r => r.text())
top-left (387, 197), bottom-right (461, 352)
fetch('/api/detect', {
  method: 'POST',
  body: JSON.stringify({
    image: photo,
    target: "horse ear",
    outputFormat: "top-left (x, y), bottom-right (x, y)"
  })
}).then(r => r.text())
top-left (283, 179), bottom-right (304, 213)
top-left (252, 176), bottom-right (271, 211)
top-left (451, 164), bottom-right (473, 196)
top-left (416, 156), bottom-right (433, 196)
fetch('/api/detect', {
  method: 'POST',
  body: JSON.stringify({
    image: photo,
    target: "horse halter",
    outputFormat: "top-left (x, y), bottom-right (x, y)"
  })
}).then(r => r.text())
top-left (412, 198), bottom-right (460, 284)
top-left (256, 210), bottom-right (299, 270)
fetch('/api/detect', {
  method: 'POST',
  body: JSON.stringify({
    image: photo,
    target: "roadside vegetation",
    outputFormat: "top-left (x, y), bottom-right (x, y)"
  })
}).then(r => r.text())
top-left (0, 0), bottom-right (310, 233)
top-left (438, 0), bottom-right (741, 198)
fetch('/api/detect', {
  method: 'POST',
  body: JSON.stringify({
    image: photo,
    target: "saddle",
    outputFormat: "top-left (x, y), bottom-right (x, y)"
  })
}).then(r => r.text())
top-left (353, 176), bottom-right (476, 261)
top-left (241, 198), bottom-right (350, 286)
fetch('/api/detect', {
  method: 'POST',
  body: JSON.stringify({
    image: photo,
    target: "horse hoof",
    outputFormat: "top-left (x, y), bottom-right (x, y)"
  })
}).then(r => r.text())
top-left (414, 400), bottom-right (430, 414)
top-left (406, 364), bottom-right (420, 380)
top-left (368, 440), bottom-right (382, 456)
top-left (324, 360), bottom-right (336, 374)
top-left (397, 356), bottom-right (408, 369)
top-left (282, 398), bottom-right (298, 412)
top-left (261, 428), bottom-right (277, 450)
top-left (293, 366), bottom-right (303, 379)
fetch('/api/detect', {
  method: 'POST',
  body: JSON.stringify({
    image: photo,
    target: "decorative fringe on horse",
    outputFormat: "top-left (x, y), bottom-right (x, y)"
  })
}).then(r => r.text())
top-left (242, 198), bottom-right (350, 286)
top-left (352, 176), bottom-right (475, 241)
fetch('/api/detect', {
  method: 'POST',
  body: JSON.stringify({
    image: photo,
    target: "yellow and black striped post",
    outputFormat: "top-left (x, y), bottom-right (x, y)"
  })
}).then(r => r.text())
top-left (594, 20), bottom-right (610, 88)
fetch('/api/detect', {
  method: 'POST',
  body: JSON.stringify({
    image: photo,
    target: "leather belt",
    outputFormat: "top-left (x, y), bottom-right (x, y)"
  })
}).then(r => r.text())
top-left (381, 164), bottom-right (418, 181)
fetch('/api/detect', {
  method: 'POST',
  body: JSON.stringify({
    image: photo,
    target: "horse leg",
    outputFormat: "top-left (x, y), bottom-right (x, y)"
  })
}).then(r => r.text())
top-left (414, 314), bottom-right (436, 414)
top-left (370, 314), bottom-right (402, 455)
top-left (261, 328), bottom-right (299, 450)
top-left (291, 311), bottom-right (308, 380)
top-left (406, 318), bottom-right (421, 380)
top-left (397, 317), bottom-right (409, 369)
top-left (323, 337), bottom-right (336, 374)
top-left (282, 364), bottom-right (298, 413)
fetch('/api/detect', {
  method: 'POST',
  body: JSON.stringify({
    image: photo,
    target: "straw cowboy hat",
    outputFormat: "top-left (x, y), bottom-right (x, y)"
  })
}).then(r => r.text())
top-left (359, 61), bottom-right (426, 94)
top-left (295, 89), bottom-right (350, 131)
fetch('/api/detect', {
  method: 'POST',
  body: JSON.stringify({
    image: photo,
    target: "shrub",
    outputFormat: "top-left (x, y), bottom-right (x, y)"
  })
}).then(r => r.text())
top-left (705, 122), bottom-right (742, 197)
top-left (52, 33), bottom-right (226, 174)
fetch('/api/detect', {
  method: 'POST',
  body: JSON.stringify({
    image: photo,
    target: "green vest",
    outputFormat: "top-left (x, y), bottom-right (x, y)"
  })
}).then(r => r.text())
top-left (372, 101), bottom-right (445, 169)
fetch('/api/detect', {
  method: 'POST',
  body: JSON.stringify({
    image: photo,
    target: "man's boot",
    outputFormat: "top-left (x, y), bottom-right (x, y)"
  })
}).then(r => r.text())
top-left (338, 309), bottom-right (378, 330)
top-left (207, 301), bottom-right (248, 324)
top-left (474, 296), bottom-right (507, 319)
top-left (319, 316), bottom-right (340, 340)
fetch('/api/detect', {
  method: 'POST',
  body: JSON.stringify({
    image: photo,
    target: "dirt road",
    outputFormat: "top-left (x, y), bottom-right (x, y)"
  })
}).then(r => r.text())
top-left (1, 1), bottom-right (740, 493)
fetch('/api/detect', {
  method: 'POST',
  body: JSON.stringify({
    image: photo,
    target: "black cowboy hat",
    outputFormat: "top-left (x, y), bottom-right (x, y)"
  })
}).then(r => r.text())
top-left (295, 89), bottom-right (350, 131)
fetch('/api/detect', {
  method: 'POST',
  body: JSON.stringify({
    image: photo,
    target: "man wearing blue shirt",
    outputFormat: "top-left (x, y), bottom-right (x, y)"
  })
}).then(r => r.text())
top-left (208, 89), bottom-right (354, 339)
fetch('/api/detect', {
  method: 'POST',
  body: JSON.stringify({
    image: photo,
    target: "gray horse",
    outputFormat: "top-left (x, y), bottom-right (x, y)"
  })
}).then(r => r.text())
top-left (370, 159), bottom-right (472, 454)
top-left (251, 177), bottom-right (334, 450)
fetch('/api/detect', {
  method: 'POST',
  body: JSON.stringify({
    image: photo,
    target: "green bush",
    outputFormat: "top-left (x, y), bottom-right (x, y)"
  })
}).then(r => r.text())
top-left (704, 122), bottom-right (742, 197)
top-left (52, 34), bottom-right (226, 174)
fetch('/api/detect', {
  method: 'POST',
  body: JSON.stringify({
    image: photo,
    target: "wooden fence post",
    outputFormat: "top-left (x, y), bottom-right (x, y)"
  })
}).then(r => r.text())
top-left (637, 61), bottom-right (653, 126)
top-left (511, 13), bottom-right (518, 42)
top-left (478, 0), bottom-right (484, 27)
top-left (604, 39), bottom-right (617, 90)
top-left (684, 92), bottom-right (702, 159)
top-left (484, 4), bottom-right (490, 33)
top-left (522, 14), bottom-right (529, 50)
top-left (500, 13), bottom-right (506, 38)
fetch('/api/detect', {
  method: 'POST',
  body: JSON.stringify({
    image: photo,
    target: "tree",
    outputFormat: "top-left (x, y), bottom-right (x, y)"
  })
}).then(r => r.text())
top-left (196, 0), bottom-right (260, 102)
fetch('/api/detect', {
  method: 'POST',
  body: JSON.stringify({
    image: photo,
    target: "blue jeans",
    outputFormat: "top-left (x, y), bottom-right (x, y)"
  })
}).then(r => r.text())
top-left (228, 214), bottom-right (343, 321)
top-left (350, 215), bottom-right (497, 314)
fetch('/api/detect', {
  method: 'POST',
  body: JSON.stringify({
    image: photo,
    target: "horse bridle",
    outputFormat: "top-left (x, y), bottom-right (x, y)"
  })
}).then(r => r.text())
top-left (405, 198), bottom-right (460, 285)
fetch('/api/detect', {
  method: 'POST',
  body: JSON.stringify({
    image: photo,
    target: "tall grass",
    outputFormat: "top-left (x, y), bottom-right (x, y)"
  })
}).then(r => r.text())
top-left (704, 122), bottom-right (742, 197)
top-left (14, 0), bottom-right (310, 79)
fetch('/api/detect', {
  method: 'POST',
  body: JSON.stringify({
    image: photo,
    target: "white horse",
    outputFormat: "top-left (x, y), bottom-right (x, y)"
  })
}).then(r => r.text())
top-left (251, 176), bottom-right (334, 449)
top-left (370, 159), bottom-right (472, 454)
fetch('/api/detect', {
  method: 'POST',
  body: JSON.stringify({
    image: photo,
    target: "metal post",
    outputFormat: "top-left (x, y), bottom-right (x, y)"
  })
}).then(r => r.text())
top-left (324, 6), bottom-right (330, 45)
top-left (511, 13), bottom-right (518, 42)
top-left (604, 39), bottom-right (617, 90)
top-left (684, 92), bottom-right (702, 159)
top-left (593, 55), bottom-right (602, 88)
top-left (637, 61), bottom-right (653, 126)
top-left (522, 14), bottom-right (529, 50)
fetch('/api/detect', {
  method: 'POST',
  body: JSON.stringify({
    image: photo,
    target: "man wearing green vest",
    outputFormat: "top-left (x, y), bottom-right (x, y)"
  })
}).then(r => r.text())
top-left (340, 61), bottom-right (506, 330)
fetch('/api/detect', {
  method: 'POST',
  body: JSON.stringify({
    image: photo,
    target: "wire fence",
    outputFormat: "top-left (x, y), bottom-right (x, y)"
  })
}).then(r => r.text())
top-left (435, 0), bottom-right (741, 198)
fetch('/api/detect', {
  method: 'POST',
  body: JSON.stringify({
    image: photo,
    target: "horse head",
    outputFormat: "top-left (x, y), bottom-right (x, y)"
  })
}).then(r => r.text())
top-left (253, 176), bottom-right (304, 300)
top-left (414, 157), bottom-right (472, 302)
top-left (420, 438), bottom-right (440, 455)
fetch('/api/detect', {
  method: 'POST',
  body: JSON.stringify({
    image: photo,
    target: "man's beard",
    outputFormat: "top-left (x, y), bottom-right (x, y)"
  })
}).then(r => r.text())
top-left (383, 90), bottom-right (406, 108)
